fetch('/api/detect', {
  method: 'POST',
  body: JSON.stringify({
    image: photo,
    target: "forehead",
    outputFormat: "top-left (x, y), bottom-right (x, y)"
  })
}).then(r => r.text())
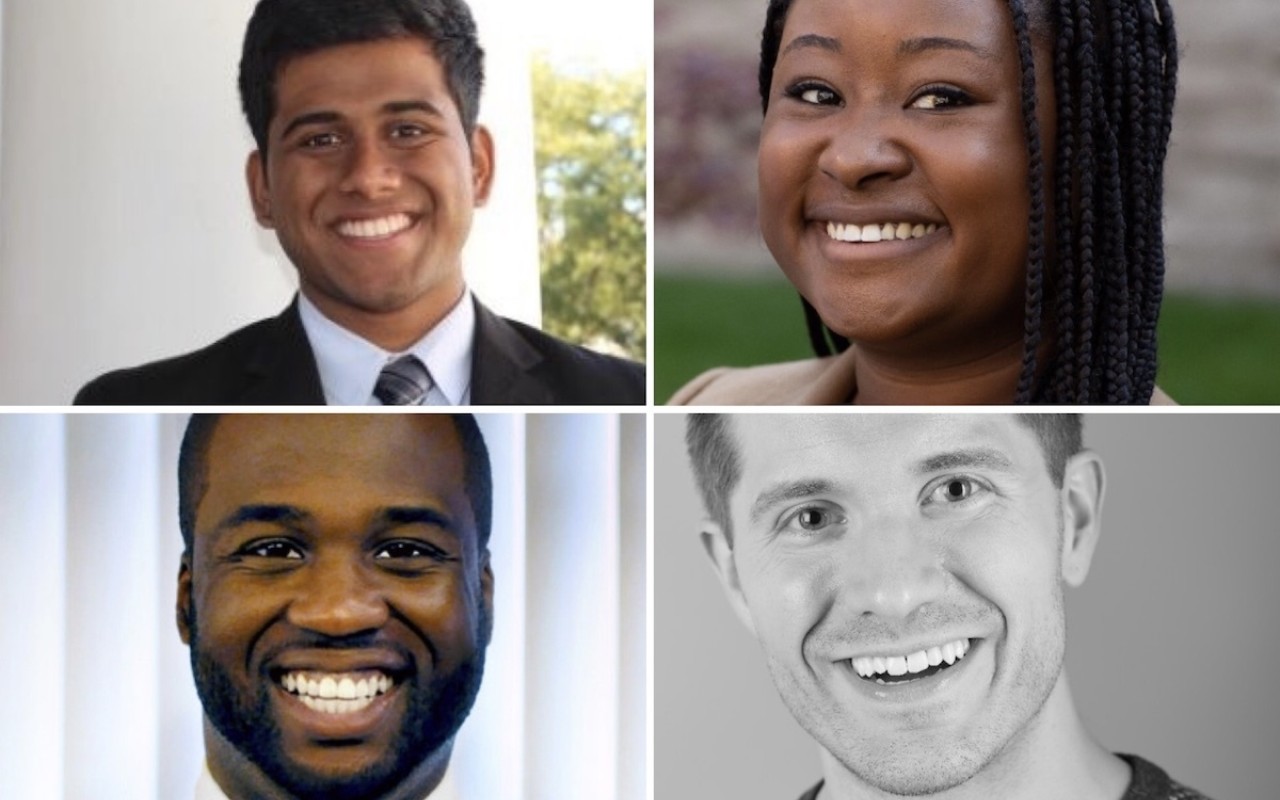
top-left (729, 414), bottom-right (1044, 497)
top-left (779, 0), bottom-right (1013, 60)
top-left (199, 414), bottom-right (468, 519)
top-left (271, 37), bottom-right (457, 124)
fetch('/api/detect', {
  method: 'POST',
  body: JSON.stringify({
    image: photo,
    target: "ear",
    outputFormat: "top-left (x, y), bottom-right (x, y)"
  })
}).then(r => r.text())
top-left (176, 553), bottom-right (194, 645)
top-left (477, 548), bottom-right (495, 641)
top-left (246, 151), bottom-right (275, 228)
top-left (469, 124), bottom-right (495, 207)
top-left (1059, 450), bottom-right (1106, 588)
top-left (700, 520), bottom-right (757, 637)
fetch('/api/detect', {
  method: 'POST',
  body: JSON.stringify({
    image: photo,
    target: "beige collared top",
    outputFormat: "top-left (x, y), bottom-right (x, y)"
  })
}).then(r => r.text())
top-left (668, 349), bottom-right (1177, 405)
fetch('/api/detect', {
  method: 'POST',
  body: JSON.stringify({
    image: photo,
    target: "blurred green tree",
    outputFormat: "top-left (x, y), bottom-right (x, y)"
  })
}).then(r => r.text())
top-left (532, 54), bottom-right (646, 360)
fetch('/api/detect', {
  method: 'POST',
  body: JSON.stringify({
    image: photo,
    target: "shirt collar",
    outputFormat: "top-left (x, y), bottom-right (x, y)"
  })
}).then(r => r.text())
top-left (297, 290), bottom-right (474, 405)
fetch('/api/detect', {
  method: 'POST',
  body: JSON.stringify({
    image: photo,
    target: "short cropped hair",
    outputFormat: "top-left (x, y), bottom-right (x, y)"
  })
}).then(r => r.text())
top-left (238, 0), bottom-right (485, 158)
top-left (178, 414), bottom-right (493, 555)
top-left (686, 414), bottom-right (1083, 541)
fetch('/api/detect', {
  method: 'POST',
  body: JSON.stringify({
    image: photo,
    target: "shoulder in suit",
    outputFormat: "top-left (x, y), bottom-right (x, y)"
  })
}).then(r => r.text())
top-left (471, 300), bottom-right (645, 405)
top-left (75, 297), bottom-right (646, 405)
top-left (73, 302), bottom-right (326, 405)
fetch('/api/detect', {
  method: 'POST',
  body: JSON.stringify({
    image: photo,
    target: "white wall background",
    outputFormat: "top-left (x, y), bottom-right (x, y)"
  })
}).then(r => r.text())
top-left (0, 0), bottom-right (542, 404)
top-left (0, 412), bottom-right (646, 800)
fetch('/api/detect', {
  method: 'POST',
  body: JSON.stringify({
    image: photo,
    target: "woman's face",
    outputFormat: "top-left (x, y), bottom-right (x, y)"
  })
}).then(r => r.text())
top-left (758, 0), bottom-right (1053, 359)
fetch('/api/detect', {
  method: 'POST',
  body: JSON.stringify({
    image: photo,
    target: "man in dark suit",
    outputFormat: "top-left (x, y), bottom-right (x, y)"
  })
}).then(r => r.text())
top-left (75, 0), bottom-right (644, 406)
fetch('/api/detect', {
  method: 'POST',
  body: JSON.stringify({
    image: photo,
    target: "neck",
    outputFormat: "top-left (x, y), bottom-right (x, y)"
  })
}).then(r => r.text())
top-left (848, 335), bottom-right (1028, 405)
top-left (847, 322), bottom-right (1063, 405)
top-left (204, 718), bottom-right (451, 800)
top-left (816, 672), bottom-right (1130, 800)
top-left (301, 278), bottom-right (465, 353)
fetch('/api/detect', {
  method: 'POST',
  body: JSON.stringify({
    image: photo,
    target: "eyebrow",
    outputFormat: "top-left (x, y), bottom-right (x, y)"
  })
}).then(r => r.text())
top-left (898, 36), bottom-right (996, 61)
top-left (915, 448), bottom-right (1015, 475)
top-left (214, 504), bottom-right (311, 534)
top-left (749, 479), bottom-right (837, 525)
top-left (377, 506), bottom-right (456, 534)
top-left (781, 33), bottom-right (842, 58)
top-left (279, 99), bottom-right (445, 140)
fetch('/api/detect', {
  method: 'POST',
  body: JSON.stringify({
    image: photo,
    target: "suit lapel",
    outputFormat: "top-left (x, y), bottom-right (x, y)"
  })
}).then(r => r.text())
top-left (470, 298), bottom-right (553, 404)
top-left (240, 299), bottom-right (327, 404)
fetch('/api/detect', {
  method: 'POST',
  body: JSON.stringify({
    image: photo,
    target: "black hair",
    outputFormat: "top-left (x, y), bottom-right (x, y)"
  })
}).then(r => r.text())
top-left (178, 414), bottom-right (493, 554)
top-left (759, 0), bottom-right (1177, 404)
top-left (238, 0), bottom-right (485, 159)
top-left (686, 413), bottom-right (1083, 542)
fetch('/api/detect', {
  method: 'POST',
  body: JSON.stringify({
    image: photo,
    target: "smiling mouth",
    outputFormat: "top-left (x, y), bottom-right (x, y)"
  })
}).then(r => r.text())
top-left (335, 213), bottom-right (416, 240)
top-left (850, 638), bottom-right (972, 686)
top-left (825, 221), bottom-right (943, 243)
top-left (278, 670), bottom-right (397, 714)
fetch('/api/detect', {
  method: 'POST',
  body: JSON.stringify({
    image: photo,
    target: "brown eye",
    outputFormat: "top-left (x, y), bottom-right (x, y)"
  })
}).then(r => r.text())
top-left (244, 539), bottom-right (303, 559)
top-left (374, 540), bottom-right (452, 562)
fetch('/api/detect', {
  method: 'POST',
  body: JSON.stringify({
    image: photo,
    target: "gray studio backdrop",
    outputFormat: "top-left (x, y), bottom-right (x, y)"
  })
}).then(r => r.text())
top-left (655, 412), bottom-right (1279, 800)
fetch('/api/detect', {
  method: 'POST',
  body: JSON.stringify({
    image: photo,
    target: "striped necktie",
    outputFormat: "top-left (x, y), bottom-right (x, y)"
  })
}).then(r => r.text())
top-left (373, 354), bottom-right (433, 405)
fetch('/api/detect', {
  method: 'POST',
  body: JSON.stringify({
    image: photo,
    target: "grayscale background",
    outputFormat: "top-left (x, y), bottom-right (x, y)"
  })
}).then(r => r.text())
top-left (655, 412), bottom-right (1280, 800)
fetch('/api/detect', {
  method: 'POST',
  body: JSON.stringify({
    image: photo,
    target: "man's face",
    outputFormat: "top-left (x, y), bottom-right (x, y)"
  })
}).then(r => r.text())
top-left (178, 415), bottom-right (492, 798)
top-left (247, 37), bottom-right (493, 337)
top-left (706, 415), bottom-right (1091, 795)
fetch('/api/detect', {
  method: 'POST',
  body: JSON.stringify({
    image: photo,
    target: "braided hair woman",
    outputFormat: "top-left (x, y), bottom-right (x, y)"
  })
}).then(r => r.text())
top-left (669, 0), bottom-right (1177, 404)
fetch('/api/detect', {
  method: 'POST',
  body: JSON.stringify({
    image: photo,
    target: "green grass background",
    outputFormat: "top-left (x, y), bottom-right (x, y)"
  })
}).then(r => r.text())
top-left (655, 273), bottom-right (1280, 404)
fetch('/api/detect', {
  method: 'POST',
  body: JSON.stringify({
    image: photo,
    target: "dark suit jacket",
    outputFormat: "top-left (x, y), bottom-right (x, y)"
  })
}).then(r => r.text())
top-left (74, 297), bottom-right (645, 405)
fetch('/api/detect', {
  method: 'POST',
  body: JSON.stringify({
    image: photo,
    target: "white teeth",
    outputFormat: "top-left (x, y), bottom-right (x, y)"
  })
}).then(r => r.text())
top-left (825, 221), bottom-right (942, 243)
top-left (336, 213), bottom-right (413, 239)
top-left (281, 670), bottom-right (395, 712)
top-left (851, 638), bottom-right (972, 682)
top-left (298, 695), bottom-right (377, 715)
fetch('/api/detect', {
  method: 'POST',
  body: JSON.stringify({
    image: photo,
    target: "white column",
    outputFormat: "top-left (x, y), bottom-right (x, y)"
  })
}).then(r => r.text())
top-left (450, 413), bottom-right (528, 800)
top-left (466, 0), bottom-right (543, 328)
top-left (0, 416), bottom-right (67, 800)
top-left (0, 0), bottom-right (540, 403)
top-left (63, 416), bottom-right (162, 799)
top-left (524, 414), bottom-right (622, 800)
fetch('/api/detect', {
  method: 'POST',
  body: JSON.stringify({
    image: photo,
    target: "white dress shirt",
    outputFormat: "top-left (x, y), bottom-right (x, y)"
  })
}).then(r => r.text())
top-left (297, 289), bottom-right (475, 405)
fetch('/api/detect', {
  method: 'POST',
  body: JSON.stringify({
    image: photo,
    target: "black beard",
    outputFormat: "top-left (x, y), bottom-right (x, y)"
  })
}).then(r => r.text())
top-left (188, 612), bottom-right (487, 800)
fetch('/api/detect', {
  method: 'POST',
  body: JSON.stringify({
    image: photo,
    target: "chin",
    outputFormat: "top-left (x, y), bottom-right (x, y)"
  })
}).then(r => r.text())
top-left (835, 738), bottom-right (989, 796)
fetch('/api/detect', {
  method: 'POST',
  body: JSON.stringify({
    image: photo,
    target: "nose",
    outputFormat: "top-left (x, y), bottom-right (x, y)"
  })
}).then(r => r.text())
top-left (838, 513), bottom-right (945, 620)
top-left (339, 137), bottom-right (402, 198)
top-left (287, 554), bottom-right (389, 637)
top-left (816, 106), bottom-right (913, 190)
